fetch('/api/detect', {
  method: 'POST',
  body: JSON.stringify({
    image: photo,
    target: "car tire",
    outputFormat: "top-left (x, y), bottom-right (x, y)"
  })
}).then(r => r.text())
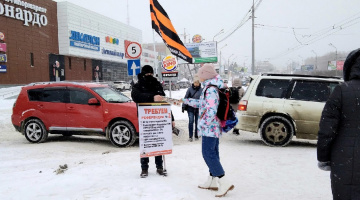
top-left (23, 119), bottom-right (48, 143)
top-left (109, 120), bottom-right (136, 147)
top-left (260, 116), bottom-right (294, 147)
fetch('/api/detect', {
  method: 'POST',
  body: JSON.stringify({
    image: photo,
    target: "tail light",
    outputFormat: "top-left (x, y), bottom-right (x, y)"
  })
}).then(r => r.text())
top-left (238, 100), bottom-right (248, 111)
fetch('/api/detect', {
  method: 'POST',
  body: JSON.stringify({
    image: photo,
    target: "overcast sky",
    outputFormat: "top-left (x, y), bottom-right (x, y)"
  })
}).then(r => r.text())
top-left (55, 0), bottom-right (360, 68)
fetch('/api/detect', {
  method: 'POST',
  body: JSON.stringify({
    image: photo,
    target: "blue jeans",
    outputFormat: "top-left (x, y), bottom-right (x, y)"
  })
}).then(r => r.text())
top-left (187, 109), bottom-right (199, 138)
top-left (141, 156), bottom-right (163, 170)
top-left (202, 136), bottom-right (225, 177)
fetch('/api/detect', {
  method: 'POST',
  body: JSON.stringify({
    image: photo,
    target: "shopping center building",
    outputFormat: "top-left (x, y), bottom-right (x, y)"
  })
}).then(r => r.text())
top-left (0, 0), bottom-right (145, 84)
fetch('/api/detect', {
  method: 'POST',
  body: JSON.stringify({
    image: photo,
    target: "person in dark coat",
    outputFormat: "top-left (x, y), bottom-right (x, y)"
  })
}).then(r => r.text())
top-left (182, 76), bottom-right (203, 142)
top-left (317, 48), bottom-right (360, 200)
top-left (131, 65), bottom-right (175, 178)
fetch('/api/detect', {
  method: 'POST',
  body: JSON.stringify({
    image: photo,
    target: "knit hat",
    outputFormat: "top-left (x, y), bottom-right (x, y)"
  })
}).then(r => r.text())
top-left (197, 63), bottom-right (218, 80)
top-left (232, 78), bottom-right (242, 87)
top-left (141, 65), bottom-right (154, 74)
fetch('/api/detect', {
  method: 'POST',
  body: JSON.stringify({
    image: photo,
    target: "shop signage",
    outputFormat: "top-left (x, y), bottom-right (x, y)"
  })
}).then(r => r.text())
top-left (0, 54), bottom-right (7, 62)
top-left (0, 32), bottom-right (4, 41)
top-left (192, 34), bottom-right (202, 43)
top-left (0, 65), bottom-right (6, 73)
top-left (69, 30), bottom-right (100, 51)
top-left (0, 43), bottom-right (6, 52)
top-left (105, 36), bottom-right (119, 45)
top-left (1, 0), bottom-right (48, 27)
top-left (101, 48), bottom-right (125, 58)
top-left (162, 55), bottom-right (177, 72)
top-left (162, 71), bottom-right (178, 77)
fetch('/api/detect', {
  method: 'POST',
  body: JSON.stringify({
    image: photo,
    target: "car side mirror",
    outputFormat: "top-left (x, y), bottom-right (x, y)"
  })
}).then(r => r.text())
top-left (88, 98), bottom-right (100, 105)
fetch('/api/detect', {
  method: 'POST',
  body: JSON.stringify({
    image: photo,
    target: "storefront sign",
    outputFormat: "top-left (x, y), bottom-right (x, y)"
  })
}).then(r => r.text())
top-left (162, 55), bottom-right (177, 72)
top-left (192, 34), bottom-right (203, 43)
top-left (101, 48), bottom-right (124, 58)
top-left (0, 54), bottom-right (7, 62)
top-left (0, 32), bottom-right (4, 41)
top-left (0, 65), bottom-right (6, 73)
top-left (105, 36), bottom-right (119, 45)
top-left (138, 103), bottom-right (173, 158)
top-left (1, 1), bottom-right (48, 27)
top-left (0, 43), bottom-right (6, 52)
top-left (69, 30), bottom-right (100, 51)
top-left (162, 71), bottom-right (178, 77)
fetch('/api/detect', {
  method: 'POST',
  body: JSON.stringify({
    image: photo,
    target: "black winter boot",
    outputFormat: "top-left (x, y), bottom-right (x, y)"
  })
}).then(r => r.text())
top-left (140, 169), bottom-right (148, 178)
top-left (156, 168), bottom-right (167, 176)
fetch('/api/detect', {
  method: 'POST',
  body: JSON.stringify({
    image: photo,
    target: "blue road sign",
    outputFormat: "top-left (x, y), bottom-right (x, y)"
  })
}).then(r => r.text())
top-left (127, 59), bottom-right (141, 76)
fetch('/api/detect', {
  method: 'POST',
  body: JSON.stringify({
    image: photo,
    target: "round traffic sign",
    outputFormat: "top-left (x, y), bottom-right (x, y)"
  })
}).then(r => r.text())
top-left (126, 42), bottom-right (142, 59)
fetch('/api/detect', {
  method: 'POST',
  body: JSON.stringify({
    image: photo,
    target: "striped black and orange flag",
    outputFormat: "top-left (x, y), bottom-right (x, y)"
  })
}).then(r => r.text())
top-left (150, 0), bottom-right (193, 63)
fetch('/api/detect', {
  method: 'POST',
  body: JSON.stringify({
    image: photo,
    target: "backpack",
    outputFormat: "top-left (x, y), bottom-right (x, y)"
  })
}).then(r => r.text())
top-left (229, 87), bottom-right (240, 104)
top-left (203, 85), bottom-right (238, 132)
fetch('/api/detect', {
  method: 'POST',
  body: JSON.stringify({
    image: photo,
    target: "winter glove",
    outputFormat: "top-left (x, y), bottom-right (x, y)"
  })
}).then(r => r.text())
top-left (182, 107), bottom-right (185, 113)
top-left (317, 161), bottom-right (331, 171)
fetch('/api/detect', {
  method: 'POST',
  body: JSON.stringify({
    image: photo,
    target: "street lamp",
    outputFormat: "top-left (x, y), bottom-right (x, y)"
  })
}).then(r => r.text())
top-left (312, 50), bottom-right (318, 70)
top-left (219, 44), bottom-right (227, 74)
top-left (213, 29), bottom-right (224, 41)
top-left (228, 54), bottom-right (235, 69)
top-left (329, 43), bottom-right (338, 60)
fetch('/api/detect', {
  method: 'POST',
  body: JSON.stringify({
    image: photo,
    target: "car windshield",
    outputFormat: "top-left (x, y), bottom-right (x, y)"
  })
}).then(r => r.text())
top-left (91, 87), bottom-right (131, 103)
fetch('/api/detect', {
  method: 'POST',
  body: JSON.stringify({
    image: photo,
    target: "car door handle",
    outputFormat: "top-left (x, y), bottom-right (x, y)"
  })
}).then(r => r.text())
top-left (67, 107), bottom-right (75, 110)
top-left (37, 104), bottom-right (44, 108)
top-left (290, 103), bottom-right (301, 106)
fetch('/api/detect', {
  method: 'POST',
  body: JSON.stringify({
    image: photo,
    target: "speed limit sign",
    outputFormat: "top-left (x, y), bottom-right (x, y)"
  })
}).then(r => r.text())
top-left (125, 41), bottom-right (142, 59)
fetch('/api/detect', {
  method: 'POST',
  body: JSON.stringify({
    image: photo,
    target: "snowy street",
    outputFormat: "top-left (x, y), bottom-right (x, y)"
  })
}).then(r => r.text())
top-left (0, 86), bottom-right (331, 200)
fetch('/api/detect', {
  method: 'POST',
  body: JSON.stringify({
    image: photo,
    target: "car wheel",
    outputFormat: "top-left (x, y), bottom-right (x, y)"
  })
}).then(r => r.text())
top-left (23, 119), bottom-right (48, 143)
top-left (260, 116), bottom-right (294, 147)
top-left (109, 120), bottom-right (136, 147)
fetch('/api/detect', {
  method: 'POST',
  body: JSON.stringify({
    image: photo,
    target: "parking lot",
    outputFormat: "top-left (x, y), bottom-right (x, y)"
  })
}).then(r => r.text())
top-left (0, 86), bottom-right (331, 200)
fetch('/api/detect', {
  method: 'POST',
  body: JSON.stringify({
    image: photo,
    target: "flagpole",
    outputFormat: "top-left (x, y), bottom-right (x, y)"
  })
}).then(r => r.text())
top-left (152, 30), bottom-right (157, 76)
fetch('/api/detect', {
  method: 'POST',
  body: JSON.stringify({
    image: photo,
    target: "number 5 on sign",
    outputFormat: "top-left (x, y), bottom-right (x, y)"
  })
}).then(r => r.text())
top-left (125, 40), bottom-right (142, 59)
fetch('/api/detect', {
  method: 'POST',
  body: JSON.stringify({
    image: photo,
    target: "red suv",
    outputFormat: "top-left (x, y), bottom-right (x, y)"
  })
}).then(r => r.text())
top-left (11, 82), bottom-right (139, 147)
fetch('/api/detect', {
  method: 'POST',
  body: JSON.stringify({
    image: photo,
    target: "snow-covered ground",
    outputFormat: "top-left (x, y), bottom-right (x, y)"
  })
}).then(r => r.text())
top-left (0, 86), bottom-right (332, 200)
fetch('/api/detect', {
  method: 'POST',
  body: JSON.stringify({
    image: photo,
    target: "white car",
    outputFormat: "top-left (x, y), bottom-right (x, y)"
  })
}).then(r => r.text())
top-left (113, 81), bottom-right (131, 91)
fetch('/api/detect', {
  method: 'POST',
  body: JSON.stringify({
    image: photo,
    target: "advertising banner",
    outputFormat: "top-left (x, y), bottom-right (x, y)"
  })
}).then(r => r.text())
top-left (301, 65), bottom-right (314, 71)
top-left (178, 41), bottom-right (217, 64)
top-left (138, 103), bottom-right (173, 158)
top-left (0, 54), bottom-right (7, 62)
top-left (336, 60), bottom-right (344, 71)
top-left (0, 43), bottom-right (6, 52)
top-left (0, 65), bottom-right (6, 73)
top-left (328, 61), bottom-right (345, 71)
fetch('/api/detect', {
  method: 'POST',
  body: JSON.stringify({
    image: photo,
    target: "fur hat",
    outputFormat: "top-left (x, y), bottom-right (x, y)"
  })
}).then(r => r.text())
top-left (197, 63), bottom-right (218, 80)
top-left (141, 65), bottom-right (154, 74)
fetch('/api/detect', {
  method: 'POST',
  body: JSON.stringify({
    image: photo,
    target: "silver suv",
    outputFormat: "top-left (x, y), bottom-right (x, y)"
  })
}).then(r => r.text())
top-left (236, 74), bottom-right (343, 146)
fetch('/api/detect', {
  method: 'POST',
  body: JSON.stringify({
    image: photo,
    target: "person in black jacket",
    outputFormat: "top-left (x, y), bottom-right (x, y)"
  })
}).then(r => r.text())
top-left (182, 77), bottom-right (203, 142)
top-left (131, 65), bottom-right (175, 178)
top-left (317, 48), bottom-right (360, 200)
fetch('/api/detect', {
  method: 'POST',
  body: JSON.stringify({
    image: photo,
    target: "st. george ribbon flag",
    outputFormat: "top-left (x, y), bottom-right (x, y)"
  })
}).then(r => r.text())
top-left (150, 0), bottom-right (193, 63)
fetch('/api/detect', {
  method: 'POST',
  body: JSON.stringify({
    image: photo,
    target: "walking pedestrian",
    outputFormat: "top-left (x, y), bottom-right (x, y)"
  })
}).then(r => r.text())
top-left (181, 63), bottom-right (234, 197)
top-left (131, 65), bottom-right (175, 178)
top-left (229, 78), bottom-right (245, 135)
top-left (317, 48), bottom-right (360, 200)
top-left (182, 76), bottom-right (203, 142)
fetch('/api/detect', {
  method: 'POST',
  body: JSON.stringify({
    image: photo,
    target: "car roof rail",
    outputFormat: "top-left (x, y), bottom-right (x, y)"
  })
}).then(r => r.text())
top-left (261, 73), bottom-right (343, 80)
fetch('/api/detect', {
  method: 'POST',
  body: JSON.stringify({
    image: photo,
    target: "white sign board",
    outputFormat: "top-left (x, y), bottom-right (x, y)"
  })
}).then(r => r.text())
top-left (138, 103), bottom-right (173, 158)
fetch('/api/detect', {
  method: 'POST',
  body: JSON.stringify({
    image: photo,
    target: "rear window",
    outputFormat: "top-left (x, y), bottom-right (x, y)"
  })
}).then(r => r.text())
top-left (290, 81), bottom-right (339, 102)
top-left (256, 79), bottom-right (290, 98)
top-left (28, 87), bottom-right (66, 103)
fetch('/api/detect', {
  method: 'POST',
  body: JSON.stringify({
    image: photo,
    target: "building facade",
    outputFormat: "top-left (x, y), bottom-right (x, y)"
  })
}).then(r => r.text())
top-left (0, 0), bottom-right (148, 84)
